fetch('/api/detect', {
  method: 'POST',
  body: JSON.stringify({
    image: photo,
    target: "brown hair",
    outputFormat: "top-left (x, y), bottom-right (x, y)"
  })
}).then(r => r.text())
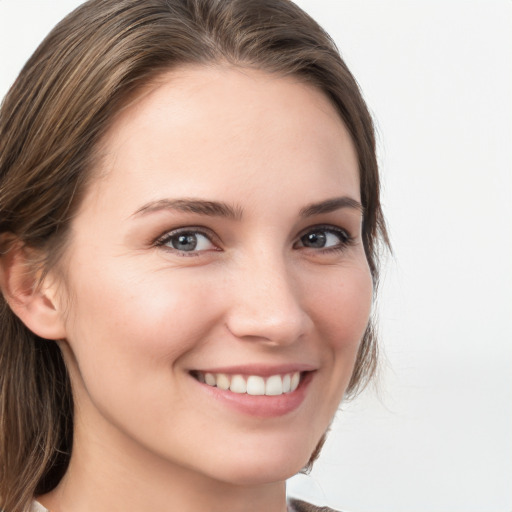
top-left (0, 0), bottom-right (388, 510)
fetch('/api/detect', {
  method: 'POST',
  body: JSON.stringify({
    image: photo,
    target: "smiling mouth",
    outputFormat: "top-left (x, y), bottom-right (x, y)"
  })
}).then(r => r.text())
top-left (190, 371), bottom-right (305, 397)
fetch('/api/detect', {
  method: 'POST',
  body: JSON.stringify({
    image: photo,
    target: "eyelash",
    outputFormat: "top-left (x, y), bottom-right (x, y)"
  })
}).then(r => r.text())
top-left (154, 224), bottom-right (355, 256)
top-left (295, 224), bottom-right (355, 254)
top-left (154, 227), bottom-right (219, 257)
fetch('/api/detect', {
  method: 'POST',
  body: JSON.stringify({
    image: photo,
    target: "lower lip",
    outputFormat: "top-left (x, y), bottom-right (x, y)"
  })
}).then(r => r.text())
top-left (192, 372), bottom-right (314, 418)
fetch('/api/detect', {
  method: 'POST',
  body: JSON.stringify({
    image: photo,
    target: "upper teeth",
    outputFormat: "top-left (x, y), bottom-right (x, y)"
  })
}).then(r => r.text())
top-left (198, 372), bottom-right (301, 396)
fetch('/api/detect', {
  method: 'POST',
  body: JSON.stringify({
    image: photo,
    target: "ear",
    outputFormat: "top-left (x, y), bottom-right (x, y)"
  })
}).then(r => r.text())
top-left (0, 240), bottom-right (67, 340)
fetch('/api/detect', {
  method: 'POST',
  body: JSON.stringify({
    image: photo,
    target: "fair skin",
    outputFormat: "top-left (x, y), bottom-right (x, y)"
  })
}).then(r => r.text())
top-left (33, 66), bottom-right (373, 512)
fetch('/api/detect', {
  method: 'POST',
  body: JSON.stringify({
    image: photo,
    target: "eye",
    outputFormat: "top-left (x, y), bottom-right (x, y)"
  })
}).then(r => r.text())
top-left (156, 229), bottom-right (217, 253)
top-left (296, 226), bottom-right (352, 251)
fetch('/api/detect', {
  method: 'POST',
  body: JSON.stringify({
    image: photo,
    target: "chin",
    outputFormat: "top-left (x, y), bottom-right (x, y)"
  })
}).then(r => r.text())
top-left (215, 461), bottom-right (306, 487)
top-left (201, 436), bottom-right (319, 487)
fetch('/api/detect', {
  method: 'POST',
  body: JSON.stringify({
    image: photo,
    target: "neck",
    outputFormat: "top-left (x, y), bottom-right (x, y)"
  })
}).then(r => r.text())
top-left (38, 415), bottom-right (289, 512)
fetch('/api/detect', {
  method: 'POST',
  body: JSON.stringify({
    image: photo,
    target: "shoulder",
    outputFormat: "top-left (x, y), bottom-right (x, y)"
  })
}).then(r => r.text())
top-left (288, 497), bottom-right (342, 512)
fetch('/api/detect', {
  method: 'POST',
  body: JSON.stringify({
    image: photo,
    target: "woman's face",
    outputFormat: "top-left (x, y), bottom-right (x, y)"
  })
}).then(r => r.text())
top-left (54, 66), bottom-right (373, 485)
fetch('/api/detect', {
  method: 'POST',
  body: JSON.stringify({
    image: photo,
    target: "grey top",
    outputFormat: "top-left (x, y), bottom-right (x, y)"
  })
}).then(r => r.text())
top-left (288, 498), bottom-right (340, 512)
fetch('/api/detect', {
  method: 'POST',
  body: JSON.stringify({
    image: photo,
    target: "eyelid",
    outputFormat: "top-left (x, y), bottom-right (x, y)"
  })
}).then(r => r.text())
top-left (152, 223), bottom-right (355, 255)
top-left (294, 224), bottom-right (355, 250)
top-left (154, 226), bottom-right (221, 252)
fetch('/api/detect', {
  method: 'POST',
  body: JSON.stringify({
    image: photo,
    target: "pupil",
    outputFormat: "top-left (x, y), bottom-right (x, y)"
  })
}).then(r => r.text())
top-left (304, 231), bottom-right (326, 248)
top-left (173, 233), bottom-right (197, 251)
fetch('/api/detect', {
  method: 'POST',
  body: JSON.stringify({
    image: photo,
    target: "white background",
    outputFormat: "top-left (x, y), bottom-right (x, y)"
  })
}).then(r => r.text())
top-left (1, 1), bottom-right (511, 511)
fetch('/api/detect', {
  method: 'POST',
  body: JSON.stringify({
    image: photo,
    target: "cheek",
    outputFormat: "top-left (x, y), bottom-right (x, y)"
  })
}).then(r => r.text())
top-left (59, 265), bottom-right (226, 442)
top-left (306, 263), bottom-right (373, 351)
top-left (62, 263), bottom-right (219, 380)
top-left (297, 263), bottom-right (373, 439)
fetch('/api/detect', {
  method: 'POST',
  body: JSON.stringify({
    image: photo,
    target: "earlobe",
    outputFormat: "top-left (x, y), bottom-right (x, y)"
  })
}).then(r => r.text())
top-left (0, 241), bottom-right (67, 340)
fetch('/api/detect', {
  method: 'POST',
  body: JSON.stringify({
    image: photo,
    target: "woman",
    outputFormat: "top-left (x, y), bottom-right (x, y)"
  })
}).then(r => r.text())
top-left (0, 1), bottom-right (388, 511)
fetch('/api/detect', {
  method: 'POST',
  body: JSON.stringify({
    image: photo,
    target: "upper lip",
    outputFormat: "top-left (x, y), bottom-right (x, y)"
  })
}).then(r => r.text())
top-left (190, 363), bottom-right (318, 377)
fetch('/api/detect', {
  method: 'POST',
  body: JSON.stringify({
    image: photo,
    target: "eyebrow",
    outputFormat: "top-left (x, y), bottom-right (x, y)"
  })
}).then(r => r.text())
top-left (131, 195), bottom-right (362, 221)
top-left (299, 196), bottom-right (364, 217)
top-left (131, 198), bottom-right (243, 220)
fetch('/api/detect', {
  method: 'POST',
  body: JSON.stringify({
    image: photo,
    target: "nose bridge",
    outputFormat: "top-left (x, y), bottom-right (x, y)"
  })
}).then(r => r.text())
top-left (226, 246), bottom-right (307, 344)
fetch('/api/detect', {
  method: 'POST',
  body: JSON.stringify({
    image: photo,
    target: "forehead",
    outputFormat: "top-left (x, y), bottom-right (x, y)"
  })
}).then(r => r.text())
top-left (84, 65), bottom-right (360, 217)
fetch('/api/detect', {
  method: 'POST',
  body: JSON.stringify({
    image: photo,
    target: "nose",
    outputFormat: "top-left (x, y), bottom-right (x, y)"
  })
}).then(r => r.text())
top-left (224, 252), bottom-right (310, 346)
